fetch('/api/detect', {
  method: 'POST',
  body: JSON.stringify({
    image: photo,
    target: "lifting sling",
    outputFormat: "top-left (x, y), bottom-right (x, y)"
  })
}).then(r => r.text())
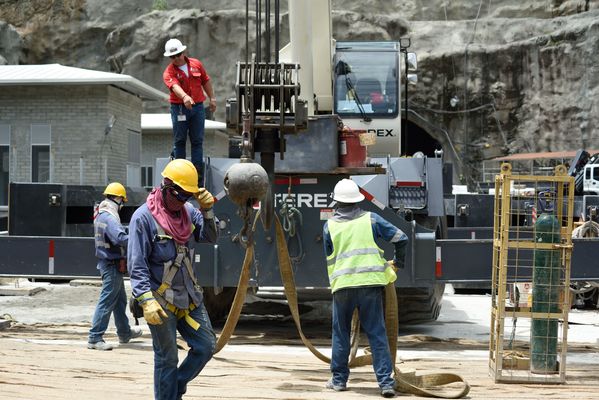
top-left (213, 212), bottom-right (470, 398)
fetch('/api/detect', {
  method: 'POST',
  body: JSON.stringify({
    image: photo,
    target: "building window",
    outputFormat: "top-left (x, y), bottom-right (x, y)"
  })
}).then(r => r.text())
top-left (0, 146), bottom-right (8, 205)
top-left (126, 164), bottom-right (141, 187)
top-left (128, 131), bottom-right (141, 164)
top-left (128, 130), bottom-right (141, 187)
top-left (0, 124), bottom-right (9, 205)
top-left (31, 124), bottom-right (51, 183)
top-left (32, 146), bottom-right (50, 183)
top-left (141, 166), bottom-right (154, 189)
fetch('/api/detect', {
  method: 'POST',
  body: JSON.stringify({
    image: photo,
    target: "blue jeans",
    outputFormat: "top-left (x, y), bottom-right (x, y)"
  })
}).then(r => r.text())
top-left (331, 286), bottom-right (395, 389)
top-left (88, 262), bottom-right (132, 343)
top-left (149, 301), bottom-right (216, 400)
top-left (170, 103), bottom-right (205, 180)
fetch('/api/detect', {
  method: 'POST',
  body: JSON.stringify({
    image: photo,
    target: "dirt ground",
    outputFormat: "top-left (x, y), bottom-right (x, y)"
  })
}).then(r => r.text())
top-left (0, 320), bottom-right (598, 400)
top-left (0, 283), bottom-right (598, 399)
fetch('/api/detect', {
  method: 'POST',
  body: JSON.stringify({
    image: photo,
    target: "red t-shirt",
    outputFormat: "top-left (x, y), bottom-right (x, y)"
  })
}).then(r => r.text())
top-left (163, 56), bottom-right (211, 104)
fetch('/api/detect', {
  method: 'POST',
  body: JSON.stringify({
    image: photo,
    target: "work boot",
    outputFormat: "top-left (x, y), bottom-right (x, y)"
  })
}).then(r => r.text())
top-left (381, 386), bottom-right (396, 398)
top-left (119, 326), bottom-right (143, 344)
top-left (325, 378), bottom-right (347, 392)
top-left (88, 340), bottom-right (113, 351)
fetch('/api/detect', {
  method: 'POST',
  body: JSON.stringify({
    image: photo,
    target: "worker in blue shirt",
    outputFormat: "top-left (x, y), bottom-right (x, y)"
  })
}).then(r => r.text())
top-left (323, 178), bottom-right (408, 398)
top-left (128, 159), bottom-right (218, 400)
top-left (88, 182), bottom-right (142, 351)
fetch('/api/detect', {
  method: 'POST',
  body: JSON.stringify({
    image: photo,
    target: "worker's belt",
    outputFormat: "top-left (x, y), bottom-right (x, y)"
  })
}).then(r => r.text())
top-left (165, 302), bottom-right (200, 330)
top-left (152, 288), bottom-right (201, 330)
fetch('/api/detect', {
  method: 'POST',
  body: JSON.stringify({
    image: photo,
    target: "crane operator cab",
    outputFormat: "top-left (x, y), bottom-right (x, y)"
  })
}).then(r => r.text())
top-left (333, 41), bottom-right (402, 157)
top-left (332, 41), bottom-right (441, 217)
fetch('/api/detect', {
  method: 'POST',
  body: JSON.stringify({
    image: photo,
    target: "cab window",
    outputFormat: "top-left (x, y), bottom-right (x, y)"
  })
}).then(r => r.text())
top-left (334, 47), bottom-right (398, 118)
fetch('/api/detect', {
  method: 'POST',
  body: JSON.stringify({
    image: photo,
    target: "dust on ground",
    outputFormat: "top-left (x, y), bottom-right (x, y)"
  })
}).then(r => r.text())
top-left (1, 282), bottom-right (599, 399)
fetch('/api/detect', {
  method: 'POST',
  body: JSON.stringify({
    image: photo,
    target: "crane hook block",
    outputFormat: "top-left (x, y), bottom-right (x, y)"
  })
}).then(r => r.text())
top-left (224, 162), bottom-right (269, 206)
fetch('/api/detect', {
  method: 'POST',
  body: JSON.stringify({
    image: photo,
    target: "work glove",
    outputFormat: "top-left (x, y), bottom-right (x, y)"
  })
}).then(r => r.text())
top-left (388, 259), bottom-right (404, 270)
top-left (141, 298), bottom-right (168, 325)
top-left (196, 188), bottom-right (215, 210)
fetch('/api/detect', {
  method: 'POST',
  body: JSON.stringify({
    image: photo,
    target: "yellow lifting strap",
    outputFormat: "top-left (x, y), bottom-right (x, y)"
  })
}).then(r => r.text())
top-left (210, 211), bottom-right (470, 398)
top-left (273, 215), bottom-right (470, 399)
top-left (213, 243), bottom-right (253, 353)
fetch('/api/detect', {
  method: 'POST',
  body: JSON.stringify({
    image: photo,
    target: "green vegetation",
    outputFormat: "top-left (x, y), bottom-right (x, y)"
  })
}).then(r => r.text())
top-left (152, 0), bottom-right (168, 11)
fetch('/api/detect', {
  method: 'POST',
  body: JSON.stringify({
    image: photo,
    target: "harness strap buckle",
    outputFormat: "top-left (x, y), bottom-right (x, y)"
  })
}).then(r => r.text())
top-left (165, 302), bottom-right (200, 330)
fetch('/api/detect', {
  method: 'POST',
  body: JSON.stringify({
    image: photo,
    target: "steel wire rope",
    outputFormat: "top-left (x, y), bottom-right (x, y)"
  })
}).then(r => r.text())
top-left (442, 2), bottom-right (457, 82)
top-left (461, 0), bottom-right (485, 176)
top-left (410, 101), bottom-right (494, 114)
top-left (245, 0), bottom-right (249, 116)
top-left (410, 99), bottom-right (508, 148)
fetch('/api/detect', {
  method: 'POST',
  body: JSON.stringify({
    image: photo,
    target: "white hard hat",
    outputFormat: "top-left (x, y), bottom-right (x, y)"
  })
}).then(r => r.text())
top-left (333, 179), bottom-right (365, 203)
top-left (163, 38), bottom-right (187, 57)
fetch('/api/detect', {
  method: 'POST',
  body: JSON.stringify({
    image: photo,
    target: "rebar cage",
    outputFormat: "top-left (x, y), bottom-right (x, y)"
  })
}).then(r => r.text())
top-left (489, 163), bottom-right (574, 383)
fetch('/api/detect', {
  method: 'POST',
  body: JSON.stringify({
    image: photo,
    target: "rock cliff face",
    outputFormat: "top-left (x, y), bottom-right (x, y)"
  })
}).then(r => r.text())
top-left (0, 0), bottom-right (597, 185)
top-left (409, 10), bottom-right (599, 184)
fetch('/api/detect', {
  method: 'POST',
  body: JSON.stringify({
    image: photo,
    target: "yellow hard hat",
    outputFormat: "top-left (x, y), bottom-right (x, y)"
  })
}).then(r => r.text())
top-left (103, 182), bottom-right (128, 202)
top-left (161, 159), bottom-right (200, 194)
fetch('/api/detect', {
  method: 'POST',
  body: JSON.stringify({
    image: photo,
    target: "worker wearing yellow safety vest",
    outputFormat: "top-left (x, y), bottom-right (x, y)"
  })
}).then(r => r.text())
top-left (323, 178), bottom-right (408, 398)
top-left (128, 159), bottom-right (218, 400)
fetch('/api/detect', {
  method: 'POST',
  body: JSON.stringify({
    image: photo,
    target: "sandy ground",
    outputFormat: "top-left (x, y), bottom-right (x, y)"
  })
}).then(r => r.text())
top-left (0, 281), bottom-right (598, 399)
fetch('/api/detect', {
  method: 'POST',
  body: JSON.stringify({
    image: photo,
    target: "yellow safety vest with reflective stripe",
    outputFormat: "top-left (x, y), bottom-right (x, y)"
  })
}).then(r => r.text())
top-left (326, 212), bottom-right (397, 293)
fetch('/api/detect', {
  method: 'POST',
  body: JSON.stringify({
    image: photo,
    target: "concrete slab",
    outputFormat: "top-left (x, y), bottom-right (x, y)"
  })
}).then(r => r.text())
top-left (69, 279), bottom-right (102, 287)
top-left (0, 286), bottom-right (45, 296)
top-left (0, 278), bottom-right (31, 285)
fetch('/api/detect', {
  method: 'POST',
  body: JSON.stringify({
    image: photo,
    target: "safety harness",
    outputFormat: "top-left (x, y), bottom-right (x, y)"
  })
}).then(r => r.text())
top-left (150, 216), bottom-right (200, 330)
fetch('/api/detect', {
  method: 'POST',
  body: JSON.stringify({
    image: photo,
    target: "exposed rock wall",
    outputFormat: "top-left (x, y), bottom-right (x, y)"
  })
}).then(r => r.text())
top-left (0, 0), bottom-right (598, 185)
top-left (409, 10), bottom-right (599, 184)
top-left (0, 22), bottom-right (21, 64)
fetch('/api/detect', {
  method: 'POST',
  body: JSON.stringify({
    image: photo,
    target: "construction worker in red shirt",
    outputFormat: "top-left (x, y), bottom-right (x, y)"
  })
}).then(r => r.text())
top-left (163, 38), bottom-right (217, 186)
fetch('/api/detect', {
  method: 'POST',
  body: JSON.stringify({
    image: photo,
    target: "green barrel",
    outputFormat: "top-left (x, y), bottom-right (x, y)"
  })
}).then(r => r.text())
top-left (531, 213), bottom-right (561, 374)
